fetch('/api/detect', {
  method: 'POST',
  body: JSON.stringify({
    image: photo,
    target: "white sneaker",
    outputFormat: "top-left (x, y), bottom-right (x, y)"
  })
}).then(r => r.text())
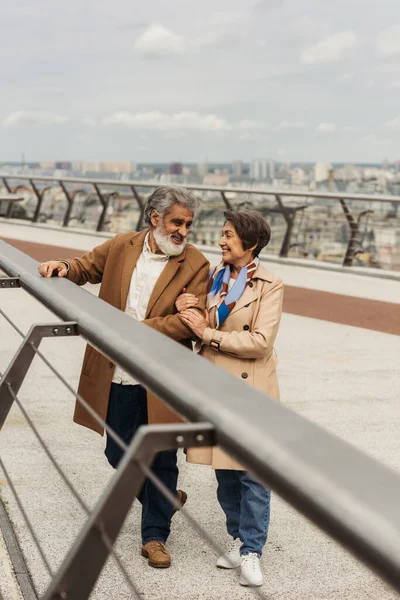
top-left (239, 553), bottom-right (263, 587)
top-left (216, 539), bottom-right (242, 569)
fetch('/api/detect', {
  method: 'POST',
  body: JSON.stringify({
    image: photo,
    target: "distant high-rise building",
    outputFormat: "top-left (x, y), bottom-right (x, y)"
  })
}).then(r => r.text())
top-left (99, 161), bottom-right (134, 174)
top-left (77, 162), bottom-right (101, 173)
top-left (382, 157), bottom-right (389, 171)
top-left (198, 162), bottom-right (208, 177)
top-left (269, 160), bottom-right (275, 181)
top-left (169, 162), bottom-right (183, 175)
top-left (250, 159), bottom-right (268, 181)
top-left (55, 161), bottom-right (72, 170)
top-left (314, 162), bottom-right (332, 183)
top-left (232, 160), bottom-right (244, 177)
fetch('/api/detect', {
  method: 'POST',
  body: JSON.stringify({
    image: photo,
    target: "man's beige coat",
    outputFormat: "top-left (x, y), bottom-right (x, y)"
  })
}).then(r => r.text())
top-left (187, 264), bottom-right (284, 470)
top-left (65, 230), bottom-right (209, 435)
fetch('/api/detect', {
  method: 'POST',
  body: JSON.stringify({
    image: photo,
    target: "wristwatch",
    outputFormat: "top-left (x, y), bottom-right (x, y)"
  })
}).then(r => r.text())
top-left (210, 339), bottom-right (220, 351)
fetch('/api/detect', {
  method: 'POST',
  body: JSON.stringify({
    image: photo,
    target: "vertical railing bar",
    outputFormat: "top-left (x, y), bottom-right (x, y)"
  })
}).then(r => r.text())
top-left (130, 185), bottom-right (145, 231)
top-left (275, 194), bottom-right (294, 257)
top-left (58, 181), bottom-right (73, 228)
top-left (1, 177), bottom-right (12, 194)
top-left (30, 180), bottom-right (43, 223)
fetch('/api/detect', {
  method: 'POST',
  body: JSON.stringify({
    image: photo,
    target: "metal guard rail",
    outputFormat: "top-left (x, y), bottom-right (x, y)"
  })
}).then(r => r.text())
top-left (2, 173), bottom-right (400, 267)
top-left (1, 240), bottom-right (400, 593)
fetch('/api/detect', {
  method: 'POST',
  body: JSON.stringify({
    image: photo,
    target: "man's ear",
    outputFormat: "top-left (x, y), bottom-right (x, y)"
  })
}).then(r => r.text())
top-left (150, 210), bottom-right (159, 228)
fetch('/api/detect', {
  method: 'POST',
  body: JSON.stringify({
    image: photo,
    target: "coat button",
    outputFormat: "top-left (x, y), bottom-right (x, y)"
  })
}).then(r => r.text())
top-left (248, 281), bottom-right (254, 288)
top-left (109, 362), bottom-right (114, 368)
top-left (241, 372), bottom-right (248, 379)
top-left (243, 325), bottom-right (249, 330)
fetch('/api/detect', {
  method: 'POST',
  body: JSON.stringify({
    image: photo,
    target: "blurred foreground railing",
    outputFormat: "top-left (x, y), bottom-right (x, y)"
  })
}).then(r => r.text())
top-left (1, 240), bottom-right (400, 598)
top-left (1, 174), bottom-right (400, 269)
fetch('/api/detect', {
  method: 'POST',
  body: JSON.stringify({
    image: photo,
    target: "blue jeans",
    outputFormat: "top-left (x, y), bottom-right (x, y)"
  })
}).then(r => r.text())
top-left (215, 469), bottom-right (270, 556)
top-left (104, 383), bottom-right (178, 545)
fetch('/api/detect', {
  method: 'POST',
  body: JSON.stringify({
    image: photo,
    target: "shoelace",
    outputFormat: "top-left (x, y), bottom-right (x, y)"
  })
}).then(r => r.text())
top-left (242, 553), bottom-right (258, 571)
top-left (150, 542), bottom-right (169, 556)
top-left (227, 539), bottom-right (241, 554)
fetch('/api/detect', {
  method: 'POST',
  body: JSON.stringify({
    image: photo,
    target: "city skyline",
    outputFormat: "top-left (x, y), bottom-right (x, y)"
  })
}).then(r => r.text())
top-left (2, 0), bottom-right (400, 162)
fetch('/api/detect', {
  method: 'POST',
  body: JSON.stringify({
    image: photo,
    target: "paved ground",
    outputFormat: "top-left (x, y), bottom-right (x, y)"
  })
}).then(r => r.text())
top-left (0, 221), bottom-right (400, 599)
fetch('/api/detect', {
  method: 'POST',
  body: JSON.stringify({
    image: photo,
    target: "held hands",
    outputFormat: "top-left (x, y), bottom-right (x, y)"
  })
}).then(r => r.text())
top-left (180, 308), bottom-right (210, 339)
top-left (38, 261), bottom-right (68, 278)
top-left (175, 287), bottom-right (199, 312)
top-left (175, 287), bottom-right (208, 338)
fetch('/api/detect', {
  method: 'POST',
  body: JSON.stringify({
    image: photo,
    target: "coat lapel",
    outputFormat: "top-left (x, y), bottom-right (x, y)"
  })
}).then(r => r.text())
top-left (229, 285), bottom-right (259, 316)
top-left (120, 230), bottom-right (147, 310)
top-left (145, 256), bottom-right (182, 318)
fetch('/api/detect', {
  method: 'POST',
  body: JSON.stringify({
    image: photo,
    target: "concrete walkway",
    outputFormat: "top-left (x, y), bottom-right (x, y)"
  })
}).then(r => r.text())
top-left (0, 221), bottom-right (400, 599)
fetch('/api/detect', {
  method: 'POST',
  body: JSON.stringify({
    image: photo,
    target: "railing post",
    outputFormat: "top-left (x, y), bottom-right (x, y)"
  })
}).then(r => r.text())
top-left (339, 198), bottom-right (361, 267)
top-left (275, 194), bottom-right (294, 257)
top-left (130, 185), bottom-right (145, 231)
top-left (30, 181), bottom-right (52, 222)
top-left (220, 191), bottom-right (232, 210)
top-left (1, 177), bottom-right (13, 217)
top-left (59, 181), bottom-right (73, 227)
top-left (93, 185), bottom-right (117, 232)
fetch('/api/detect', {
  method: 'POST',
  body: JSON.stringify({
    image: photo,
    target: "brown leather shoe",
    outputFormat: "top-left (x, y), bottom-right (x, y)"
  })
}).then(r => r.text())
top-left (171, 489), bottom-right (187, 519)
top-left (141, 541), bottom-right (171, 568)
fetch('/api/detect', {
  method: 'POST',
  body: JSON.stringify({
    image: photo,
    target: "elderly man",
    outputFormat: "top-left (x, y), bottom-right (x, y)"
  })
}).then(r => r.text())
top-left (38, 186), bottom-right (209, 568)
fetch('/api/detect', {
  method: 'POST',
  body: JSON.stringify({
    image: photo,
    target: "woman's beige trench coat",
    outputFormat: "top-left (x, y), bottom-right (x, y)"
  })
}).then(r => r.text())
top-left (187, 264), bottom-right (284, 470)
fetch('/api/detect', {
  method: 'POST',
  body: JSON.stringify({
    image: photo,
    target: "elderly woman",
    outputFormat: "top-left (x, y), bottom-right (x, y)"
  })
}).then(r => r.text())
top-left (176, 210), bottom-right (284, 588)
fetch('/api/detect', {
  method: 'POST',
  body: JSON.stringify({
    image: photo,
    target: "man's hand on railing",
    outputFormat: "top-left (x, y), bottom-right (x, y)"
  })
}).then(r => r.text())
top-left (38, 260), bottom-right (69, 278)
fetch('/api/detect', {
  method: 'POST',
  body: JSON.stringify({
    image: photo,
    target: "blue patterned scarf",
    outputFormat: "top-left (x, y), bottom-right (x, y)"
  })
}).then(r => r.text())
top-left (207, 258), bottom-right (259, 328)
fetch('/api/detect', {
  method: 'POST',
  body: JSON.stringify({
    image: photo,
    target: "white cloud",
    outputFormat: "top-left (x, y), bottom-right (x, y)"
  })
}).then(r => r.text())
top-left (2, 111), bottom-right (67, 127)
top-left (237, 119), bottom-right (270, 130)
top-left (83, 115), bottom-right (97, 127)
top-left (134, 24), bottom-right (186, 57)
top-left (336, 72), bottom-right (353, 82)
top-left (301, 31), bottom-right (359, 65)
top-left (101, 113), bottom-right (312, 133)
top-left (273, 120), bottom-right (309, 131)
top-left (316, 123), bottom-right (336, 132)
top-left (102, 111), bottom-right (231, 131)
top-left (377, 26), bottom-right (400, 57)
top-left (361, 134), bottom-right (384, 145)
top-left (384, 117), bottom-right (400, 130)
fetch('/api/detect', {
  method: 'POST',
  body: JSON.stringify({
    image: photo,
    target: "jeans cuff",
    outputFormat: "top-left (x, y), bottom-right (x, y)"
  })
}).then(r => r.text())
top-left (142, 536), bottom-right (168, 544)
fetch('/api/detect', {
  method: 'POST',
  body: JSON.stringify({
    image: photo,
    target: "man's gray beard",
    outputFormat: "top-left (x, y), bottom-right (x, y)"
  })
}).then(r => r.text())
top-left (153, 225), bottom-right (187, 257)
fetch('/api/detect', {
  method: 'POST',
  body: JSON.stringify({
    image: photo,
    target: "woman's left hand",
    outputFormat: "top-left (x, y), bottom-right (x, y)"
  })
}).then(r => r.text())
top-left (180, 309), bottom-right (209, 339)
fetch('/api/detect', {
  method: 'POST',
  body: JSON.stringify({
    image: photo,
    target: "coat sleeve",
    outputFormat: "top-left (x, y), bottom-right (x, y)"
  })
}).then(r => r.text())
top-left (65, 239), bottom-right (113, 285)
top-left (202, 280), bottom-right (284, 359)
top-left (142, 261), bottom-right (209, 341)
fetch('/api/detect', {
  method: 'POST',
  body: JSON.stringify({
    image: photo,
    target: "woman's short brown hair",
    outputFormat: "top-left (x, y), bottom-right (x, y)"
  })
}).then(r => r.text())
top-left (224, 210), bottom-right (271, 257)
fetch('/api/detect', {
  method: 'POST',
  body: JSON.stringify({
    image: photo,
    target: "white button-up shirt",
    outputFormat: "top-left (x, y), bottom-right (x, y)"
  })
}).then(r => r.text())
top-left (113, 233), bottom-right (168, 385)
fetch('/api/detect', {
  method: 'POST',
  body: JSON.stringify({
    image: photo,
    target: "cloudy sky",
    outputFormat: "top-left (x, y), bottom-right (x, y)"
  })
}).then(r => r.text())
top-left (1, 0), bottom-right (400, 163)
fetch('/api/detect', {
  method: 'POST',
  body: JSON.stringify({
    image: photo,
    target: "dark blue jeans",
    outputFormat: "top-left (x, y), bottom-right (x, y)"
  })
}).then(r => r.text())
top-left (104, 383), bottom-right (178, 544)
top-left (216, 469), bottom-right (270, 556)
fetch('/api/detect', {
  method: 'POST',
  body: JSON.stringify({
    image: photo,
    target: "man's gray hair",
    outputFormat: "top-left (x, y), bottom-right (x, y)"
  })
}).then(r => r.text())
top-left (144, 186), bottom-right (200, 226)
